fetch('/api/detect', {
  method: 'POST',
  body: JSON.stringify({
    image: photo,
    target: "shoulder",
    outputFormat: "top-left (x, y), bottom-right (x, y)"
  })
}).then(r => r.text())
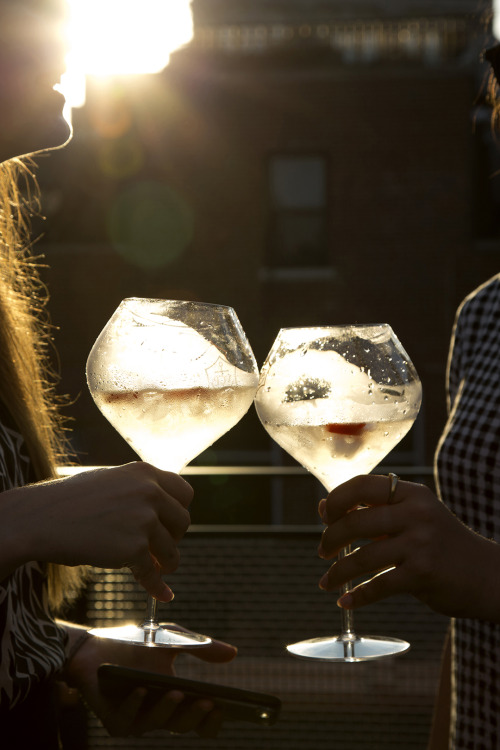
top-left (456, 273), bottom-right (500, 327)
top-left (446, 274), bottom-right (500, 390)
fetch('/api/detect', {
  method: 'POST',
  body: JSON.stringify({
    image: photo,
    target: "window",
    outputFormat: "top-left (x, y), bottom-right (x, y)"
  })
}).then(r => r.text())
top-left (267, 154), bottom-right (328, 267)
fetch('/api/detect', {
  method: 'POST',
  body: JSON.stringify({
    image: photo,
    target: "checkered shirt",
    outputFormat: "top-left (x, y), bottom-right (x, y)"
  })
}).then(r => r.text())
top-left (436, 273), bottom-right (500, 749)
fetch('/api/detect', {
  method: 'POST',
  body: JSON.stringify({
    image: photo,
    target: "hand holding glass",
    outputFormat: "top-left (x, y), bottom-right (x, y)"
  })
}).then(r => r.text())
top-left (254, 324), bottom-right (422, 661)
top-left (86, 298), bottom-right (258, 647)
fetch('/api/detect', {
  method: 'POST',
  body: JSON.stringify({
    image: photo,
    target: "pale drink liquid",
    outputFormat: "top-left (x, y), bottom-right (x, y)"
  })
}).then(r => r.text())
top-left (260, 418), bottom-right (414, 491)
top-left (94, 385), bottom-right (256, 471)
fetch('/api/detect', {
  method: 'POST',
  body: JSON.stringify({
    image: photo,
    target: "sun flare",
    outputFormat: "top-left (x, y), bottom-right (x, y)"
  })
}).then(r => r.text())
top-left (58, 0), bottom-right (193, 111)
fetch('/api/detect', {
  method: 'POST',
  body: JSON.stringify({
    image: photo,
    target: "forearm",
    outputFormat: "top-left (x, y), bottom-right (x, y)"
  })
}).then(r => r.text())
top-left (0, 478), bottom-right (79, 581)
top-left (1, 463), bottom-right (191, 602)
top-left (321, 476), bottom-right (500, 622)
top-left (0, 485), bottom-right (39, 581)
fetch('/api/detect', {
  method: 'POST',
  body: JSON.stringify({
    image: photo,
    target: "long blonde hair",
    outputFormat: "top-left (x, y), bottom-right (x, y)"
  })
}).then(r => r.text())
top-left (0, 158), bottom-right (84, 611)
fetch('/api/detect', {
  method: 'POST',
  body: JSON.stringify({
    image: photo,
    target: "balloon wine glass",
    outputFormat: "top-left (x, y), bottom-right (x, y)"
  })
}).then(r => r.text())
top-left (86, 298), bottom-right (258, 647)
top-left (254, 324), bottom-right (422, 661)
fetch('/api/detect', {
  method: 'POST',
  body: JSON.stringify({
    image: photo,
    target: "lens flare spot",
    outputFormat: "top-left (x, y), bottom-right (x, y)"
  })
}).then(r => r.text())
top-left (107, 181), bottom-right (194, 269)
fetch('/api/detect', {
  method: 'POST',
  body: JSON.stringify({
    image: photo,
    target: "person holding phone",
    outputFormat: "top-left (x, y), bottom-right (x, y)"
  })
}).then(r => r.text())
top-left (0, 1), bottom-right (237, 745)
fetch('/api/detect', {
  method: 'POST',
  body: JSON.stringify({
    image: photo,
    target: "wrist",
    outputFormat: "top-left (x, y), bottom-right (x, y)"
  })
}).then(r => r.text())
top-left (58, 621), bottom-right (93, 687)
top-left (68, 630), bottom-right (91, 662)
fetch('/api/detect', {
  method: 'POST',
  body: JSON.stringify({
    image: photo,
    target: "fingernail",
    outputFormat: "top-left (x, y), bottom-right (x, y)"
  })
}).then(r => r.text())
top-left (318, 527), bottom-right (328, 558)
top-left (158, 585), bottom-right (174, 603)
top-left (319, 573), bottom-right (329, 590)
top-left (337, 593), bottom-right (353, 609)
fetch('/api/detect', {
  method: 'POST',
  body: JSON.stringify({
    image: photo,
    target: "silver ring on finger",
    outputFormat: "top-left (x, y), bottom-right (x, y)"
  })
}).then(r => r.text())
top-left (387, 473), bottom-right (400, 505)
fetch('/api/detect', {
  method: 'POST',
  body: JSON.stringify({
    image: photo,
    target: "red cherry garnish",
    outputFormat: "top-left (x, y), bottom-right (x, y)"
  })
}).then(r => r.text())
top-left (326, 422), bottom-right (366, 436)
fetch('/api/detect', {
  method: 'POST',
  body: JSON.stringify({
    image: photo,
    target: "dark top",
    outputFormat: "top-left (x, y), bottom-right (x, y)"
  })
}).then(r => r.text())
top-left (436, 273), bottom-right (500, 749)
top-left (0, 406), bottom-right (68, 748)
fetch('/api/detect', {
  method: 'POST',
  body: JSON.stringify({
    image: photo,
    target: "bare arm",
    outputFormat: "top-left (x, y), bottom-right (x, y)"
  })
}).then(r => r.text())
top-left (0, 462), bottom-right (192, 599)
top-left (318, 475), bottom-right (500, 623)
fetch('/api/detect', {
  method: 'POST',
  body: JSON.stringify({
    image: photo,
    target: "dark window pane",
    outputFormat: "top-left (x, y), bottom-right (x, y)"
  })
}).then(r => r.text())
top-left (268, 213), bottom-right (328, 267)
top-left (269, 156), bottom-right (327, 209)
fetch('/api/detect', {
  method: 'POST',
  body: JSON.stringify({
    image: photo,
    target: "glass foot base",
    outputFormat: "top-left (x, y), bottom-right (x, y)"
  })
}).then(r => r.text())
top-left (287, 634), bottom-right (410, 662)
top-left (88, 623), bottom-right (212, 648)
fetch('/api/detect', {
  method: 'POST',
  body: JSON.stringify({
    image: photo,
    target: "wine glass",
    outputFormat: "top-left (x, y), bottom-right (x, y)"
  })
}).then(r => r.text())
top-left (254, 324), bottom-right (422, 662)
top-left (86, 298), bottom-right (259, 647)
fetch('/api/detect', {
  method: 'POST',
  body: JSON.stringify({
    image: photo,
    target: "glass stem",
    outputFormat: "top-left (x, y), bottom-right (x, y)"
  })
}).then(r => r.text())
top-left (143, 595), bottom-right (159, 631)
top-left (339, 544), bottom-right (356, 639)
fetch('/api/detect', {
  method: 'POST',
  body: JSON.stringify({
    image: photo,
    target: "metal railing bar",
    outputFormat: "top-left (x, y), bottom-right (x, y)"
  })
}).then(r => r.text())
top-left (57, 464), bottom-right (433, 477)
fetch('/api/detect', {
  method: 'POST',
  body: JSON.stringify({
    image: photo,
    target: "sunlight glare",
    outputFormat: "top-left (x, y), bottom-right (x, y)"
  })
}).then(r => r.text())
top-left (59, 0), bottom-right (193, 112)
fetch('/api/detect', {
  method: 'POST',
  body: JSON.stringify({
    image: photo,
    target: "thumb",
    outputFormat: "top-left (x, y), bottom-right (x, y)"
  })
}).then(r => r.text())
top-left (129, 554), bottom-right (173, 603)
top-left (160, 624), bottom-right (238, 663)
top-left (188, 639), bottom-right (238, 663)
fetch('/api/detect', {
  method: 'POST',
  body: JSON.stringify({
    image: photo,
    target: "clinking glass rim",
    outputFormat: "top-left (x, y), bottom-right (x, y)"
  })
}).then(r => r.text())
top-left (121, 297), bottom-right (233, 312)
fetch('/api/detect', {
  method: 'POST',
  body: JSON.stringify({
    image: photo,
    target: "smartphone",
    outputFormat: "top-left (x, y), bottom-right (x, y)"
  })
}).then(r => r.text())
top-left (97, 664), bottom-right (281, 726)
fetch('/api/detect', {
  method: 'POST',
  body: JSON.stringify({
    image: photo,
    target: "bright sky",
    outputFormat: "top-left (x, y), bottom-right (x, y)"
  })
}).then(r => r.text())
top-left (58, 0), bottom-right (193, 110)
top-left (495, 0), bottom-right (500, 39)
